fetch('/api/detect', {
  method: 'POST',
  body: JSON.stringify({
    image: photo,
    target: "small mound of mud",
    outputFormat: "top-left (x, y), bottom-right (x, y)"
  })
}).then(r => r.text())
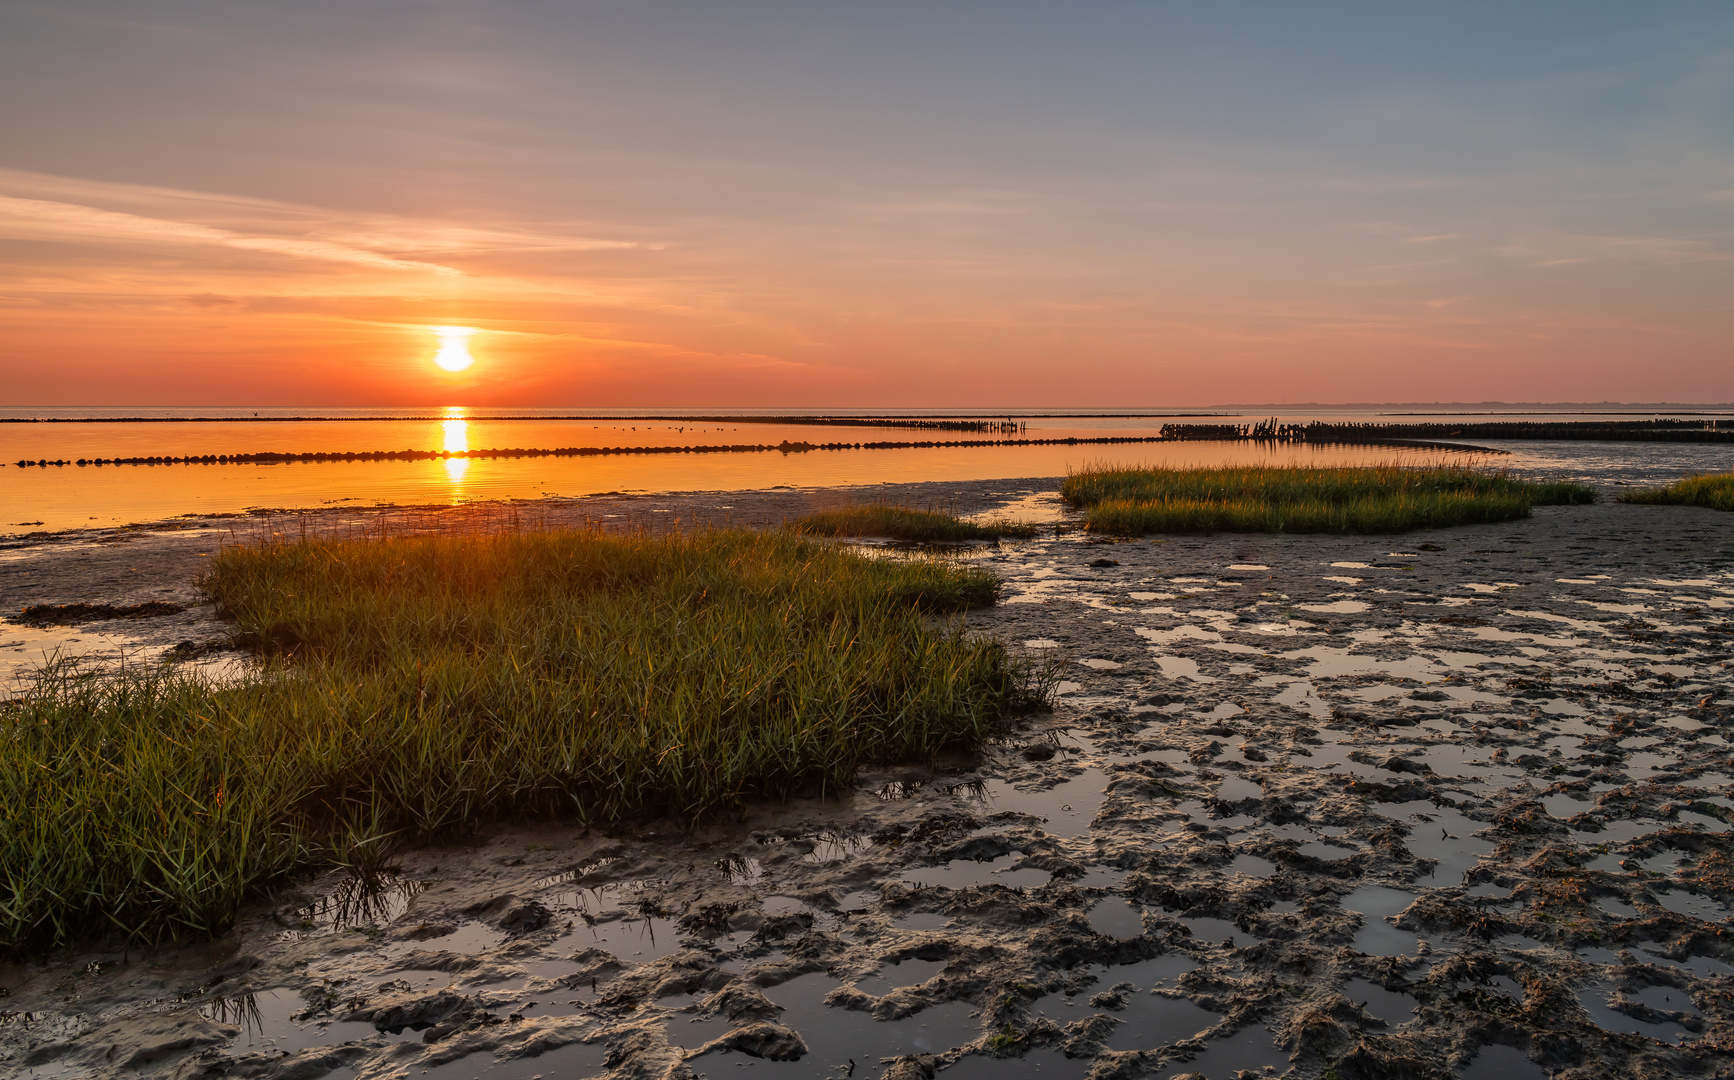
top-left (14, 600), bottom-right (184, 626)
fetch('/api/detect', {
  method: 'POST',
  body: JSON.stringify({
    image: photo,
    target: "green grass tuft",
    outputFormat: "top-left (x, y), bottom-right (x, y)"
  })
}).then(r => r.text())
top-left (789, 505), bottom-right (1038, 541)
top-left (1616, 471), bottom-right (1734, 511)
top-left (0, 527), bottom-right (1046, 953)
top-left (1061, 464), bottom-right (1596, 535)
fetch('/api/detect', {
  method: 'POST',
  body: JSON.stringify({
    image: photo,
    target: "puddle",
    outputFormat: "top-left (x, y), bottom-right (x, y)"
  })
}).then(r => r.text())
top-left (1635, 950), bottom-right (1734, 977)
top-left (709, 971), bottom-right (979, 1068)
top-left (1154, 655), bottom-right (1214, 682)
top-left (1459, 1044), bottom-right (1547, 1079)
top-left (1217, 776), bottom-right (1263, 802)
top-left (1541, 794), bottom-right (1590, 819)
top-left (1342, 978), bottom-right (1414, 1027)
top-left (1088, 898), bottom-right (1147, 939)
top-left (668, 1011), bottom-right (736, 1048)
top-left (199, 988), bottom-right (379, 1054)
top-left (981, 770), bottom-right (1107, 839)
top-left (1296, 840), bottom-right (1357, 860)
top-left (420, 1036), bottom-right (611, 1080)
top-left (899, 853), bottom-right (1049, 891)
top-left (1157, 1024), bottom-right (1289, 1080)
top-left (1079, 658), bottom-right (1123, 670)
top-left (1382, 803), bottom-right (1494, 884)
top-left (942, 1052), bottom-right (1068, 1080)
top-left (1569, 819), bottom-right (1658, 845)
top-left (1596, 896), bottom-right (1638, 918)
top-left (1285, 646), bottom-right (1446, 682)
top-left (1464, 975), bottom-right (1524, 999)
top-left (1632, 984), bottom-right (1697, 1015)
top-left (1179, 916), bottom-right (1243, 945)
top-left (1654, 889), bottom-right (1733, 923)
top-left (291, 874), bottom-right (423, 934)
top-left (384, 920), bottom-right (505, 960)
top-left (1681, 772), bottom-right (1734, 791)
top-left (1342, 887), bottom-right (1420, 956)
top-left (1576, 985), bottom-right (1693, 1039)
top-left (1625, 752), bottom-right (1678, 779)
top-left (1494, 933), bottom-right (1548, 955)
top-left (1271, 679), bottom-right (1331, 718)
top-left (1110, 954), bottom-right (1197, 988)
top-left (1100, 993), bottom-right (1221, 1053)
top-left (763, 896), bottom-right (808, 916)
top-left (1676, 811), bottom-right (1730, 833)
top-left (1227, 853), bottom-right (1275, 878)
top-left (856, 958), bottom-right (949, 995)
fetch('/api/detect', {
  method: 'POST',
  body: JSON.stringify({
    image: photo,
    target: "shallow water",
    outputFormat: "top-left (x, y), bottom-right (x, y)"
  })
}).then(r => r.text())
top-left (1575, 985), bottom-right (1693, 1039)
top-left (856, 958), bottom-right (950, 996)
top-left (1342, 978), bottom-right (1414, 1027)
top-left (899, 853), bottom-right (1050, 891)
top-left (1099, 993), bottom-right (1221, 1053)
top-left (1158, 1025), bottom-right (1290, 1080)
top-left (1088, 898), bottom-right (1147, 939)
top-left (421, 1037), bottom-right (612, 1080)
top-left (199, 988), bottom-right (380, 1054)
top-left (1342, 887), bottom-right (1421, 956)
top-left (1459, 1043), bottom-right (1547, 1080)
top-left (709, 971), bottom-right (980, 1074)
top-left (0, 409), bottom-right (1506, 534)
top-left (941, 1051), bottom-right (1068, 1079)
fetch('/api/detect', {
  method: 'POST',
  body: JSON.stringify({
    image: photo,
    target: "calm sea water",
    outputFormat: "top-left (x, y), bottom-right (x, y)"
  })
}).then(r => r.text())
top-left (2, 407), bottom-right (1728, 535)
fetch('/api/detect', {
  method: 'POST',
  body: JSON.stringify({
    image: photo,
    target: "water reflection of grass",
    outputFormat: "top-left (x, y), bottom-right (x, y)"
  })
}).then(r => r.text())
top-left (1617, 471), bottom-right (1734, 512)
top-left (791, 505), bottom-right (1037, 541)
top-left (1062, 464), bottom-right (1595, 534)
top-left (0, 528), bottom-right (1048, 952)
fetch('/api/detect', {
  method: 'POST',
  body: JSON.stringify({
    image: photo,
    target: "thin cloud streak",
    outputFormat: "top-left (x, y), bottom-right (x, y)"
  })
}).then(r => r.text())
top-left (0, 194), bottom-right (462, 275)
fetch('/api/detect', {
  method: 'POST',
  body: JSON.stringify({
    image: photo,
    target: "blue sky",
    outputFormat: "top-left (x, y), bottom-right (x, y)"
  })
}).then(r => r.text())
top-left (1, 1), bottom-right (1728, 405)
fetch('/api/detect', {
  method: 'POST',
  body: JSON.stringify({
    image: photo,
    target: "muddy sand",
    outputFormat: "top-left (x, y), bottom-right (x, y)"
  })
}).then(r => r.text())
top-left (2, 481), bottom-right (1732, 1080)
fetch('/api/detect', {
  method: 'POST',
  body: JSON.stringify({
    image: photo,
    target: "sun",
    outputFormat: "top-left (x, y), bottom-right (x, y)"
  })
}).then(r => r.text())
top-left (430, 326), bottom-right (478, 372)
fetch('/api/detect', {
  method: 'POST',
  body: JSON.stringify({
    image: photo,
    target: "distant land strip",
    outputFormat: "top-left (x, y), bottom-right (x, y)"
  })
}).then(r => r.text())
top-left (7, 432), bottom-right (1495, 469)
top-left (0, 414), bottom-right (1236, 427)
top-left (1163, 418), bottom-right (1734, 443)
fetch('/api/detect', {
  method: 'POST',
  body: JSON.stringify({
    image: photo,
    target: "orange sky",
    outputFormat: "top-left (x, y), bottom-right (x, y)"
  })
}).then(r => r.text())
top-left (1, 4), bottom-right (1730, 407)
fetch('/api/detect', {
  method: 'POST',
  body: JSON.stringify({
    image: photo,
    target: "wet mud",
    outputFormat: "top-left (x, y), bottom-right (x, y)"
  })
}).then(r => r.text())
top-left (2, 494), bottom-right (1732, 1080)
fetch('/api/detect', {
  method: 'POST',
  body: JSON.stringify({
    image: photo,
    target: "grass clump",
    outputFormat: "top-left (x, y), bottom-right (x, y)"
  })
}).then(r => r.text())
top-left (790, 504), bottom-right (1038, 541)
top-left (1616, 471), bottom-right (1734, 511)
top-left (1061, 464), bottom-right (1596, 535)
top-left (0, 528), bottom-right (1045, 953)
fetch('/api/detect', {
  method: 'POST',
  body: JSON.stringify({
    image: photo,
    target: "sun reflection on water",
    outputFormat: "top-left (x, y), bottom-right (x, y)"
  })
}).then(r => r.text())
top-left (442, 408), bottom-right (468, 486)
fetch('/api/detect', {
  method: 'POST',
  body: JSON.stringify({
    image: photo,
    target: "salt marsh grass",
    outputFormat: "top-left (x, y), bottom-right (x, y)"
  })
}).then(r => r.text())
top-left (1617, 471), bottom-right (1734, 511)
top-left (0, 528), bottom-right (1045, 952)
top-left (1062, 464), bottom-right (1595, 534)
top-left (790, 505), bottom-right (1038, 541)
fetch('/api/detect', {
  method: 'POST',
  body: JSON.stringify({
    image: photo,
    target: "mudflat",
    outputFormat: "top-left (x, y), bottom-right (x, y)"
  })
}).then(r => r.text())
top-left (1, 485), bottom-right (1730, 1079)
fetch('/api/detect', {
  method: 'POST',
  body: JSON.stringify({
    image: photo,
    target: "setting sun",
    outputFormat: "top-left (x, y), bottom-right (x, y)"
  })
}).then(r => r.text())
top-left (430, 326), bottom-right (477, 372)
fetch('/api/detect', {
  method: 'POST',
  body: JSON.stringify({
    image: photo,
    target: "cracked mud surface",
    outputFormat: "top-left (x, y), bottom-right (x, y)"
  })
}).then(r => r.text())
top-left (3, 495), bottom-right (1732, 1080)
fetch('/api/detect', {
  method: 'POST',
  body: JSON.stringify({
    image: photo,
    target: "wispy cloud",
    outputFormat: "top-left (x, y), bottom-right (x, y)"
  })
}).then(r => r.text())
top-left (0, 193), bottom-right (463, 274)
top-left (0, 168), bottom-right (642, 275)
